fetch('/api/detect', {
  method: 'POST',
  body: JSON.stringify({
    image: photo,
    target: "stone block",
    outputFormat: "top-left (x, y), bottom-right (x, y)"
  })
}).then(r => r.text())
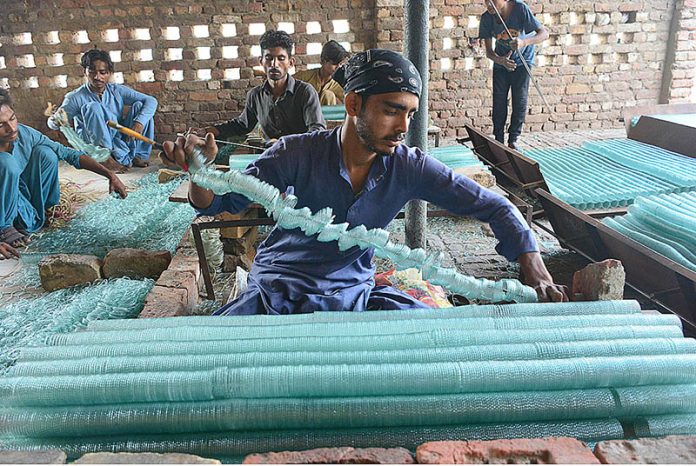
top-left (223, 247), bottom-right (256, 273)
top-left (217, 209), bottom-right (259, 239)
top-left (73, 452), bottom-right (219, 464)
top-left (103, 248), bottom-right (172, 280)
top-left (594, 436), bottom-right (696, 464)
top-left (39, 254), bottom-right (102, 291)
top-left (453, 167), bottom-right (496, 188)
top-left (139, 285), bottom-right (190, 318)
top-left (221, 227), bottom-right (258, 255)
top-left (416, 437), bottom-right (599, 464)
top-left (243, 447), bottom-right (414, 464)
top-left (572, 259), bottom-right (625, 301)
top-left (156, 269), bottom-right (199, 310)
top-left (0, 450), bottom-right (67, 464)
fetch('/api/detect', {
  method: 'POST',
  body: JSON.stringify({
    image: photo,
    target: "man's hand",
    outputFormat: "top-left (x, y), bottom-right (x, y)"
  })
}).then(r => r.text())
top-left (131, 121), bottom-right (144, 135)
top-left (510, 37), bottom-right (526, 52)
top-left (0, 242), bottom-right (20, 260)
top-left (518, 252), bottom-right (569, 302)
top-left (496, 51), bottom-right (517, 71)
top-left (109, 174), bottom-right (128, 198)
top-left (161, 133), bottom-right (218, 171)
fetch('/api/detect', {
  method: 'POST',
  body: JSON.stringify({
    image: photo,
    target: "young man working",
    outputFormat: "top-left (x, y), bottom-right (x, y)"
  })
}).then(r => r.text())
top-left (0, 89), bottom-right (127, 260)
top-left (295, 40), bottom-right (350, 105)
top-left (479, 0), bottom-right (548, 149)
top-left (204, 30), bottom-right (326, 146)
top-left (48, 48), bottom-right (158, 171)
top-left (164, 49), bottom-right (567, 315)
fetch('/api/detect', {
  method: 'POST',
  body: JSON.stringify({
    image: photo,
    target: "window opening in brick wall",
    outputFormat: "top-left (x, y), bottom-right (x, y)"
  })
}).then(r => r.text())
top-left (163, 27), bottom-right (180, 40)
top-left (166, 48), bottom-right (182, 61)
top-left (132, 28), bottom-right (151, 41)
top-left (569, 12), bottom-right (579, 26)
top-left (196, 47), bottom-right (211, 60)
top-left (46, 31), bottom-right (60, 44)
top-left (306, 21), bottom-right (321, 34)
top-left (103, 29), bottom-right (119, 43)
top-left (113, 72), bottom-right (124, 84)
top-left (73, 31), bottom-right (90, 44)
top-left (289, 66), bottom-right (296, 75)
top-left (224, 68), bottom-right (240, 80)
top-left (197, 69), bottom-right (211, 81)
top-left (590, 34), bottom-right (602, 46)
top-left (109, 50), bottom-right (122, 63)
top-left (14, 33), bottom-right (32, 45)
top-left (221, 24), bottom-right (237, 37)
top-left (465, 56), bottom-right (475, 70)
top-left (0, 57), bottom-right (5, 69)
top-left (249, 23), bottom-right (266, 35)
top-left (621, 12), bottom-right (637, 24)
top-left (49, 53), bottom-right (64, 67)
top-left (251, 45), bottom-right (262, 57)
top-left (278, 22), bottom-right (295, 34)
top-left (443, 16), bottom-right (455, 29)
top-left (441, 57), bottom-right (451, 70)
top-left (222, 46), bottom-right (238, 59)
top-left (307, 43), bottom-right (322, 55)
top-left (137, 49), bottom-right (153, 61)
top-left (138, 70), bottom-right (155, 82)
top-left (307, 63), bottom-right (321, 69)
top-left (537, 55), bottom-right (546, 67)
top-left (24, 77), bottom-right (39, 89)
top-left (192, 25), bottom-right (209, 38)
top-left (253, 65), bottom-right (264, 73)
top-left (0, 78), bottom-right (8, 89)
top-left (53, 75), bottom-right (68, 88)
top-left (332, 20), bottom-right (350, 33)
top-left (443, 38), bottom-right (453, 50)
top-left (169, 70), bottom-right (183, 81)
top-left (468, 16), bottom-right (479, 29)
top-left (17, 54), bottom-right (35, 68)
top-left (340, 41), bottom-right (351, 52)
top-left (543, 13), bottom-right (552, 25)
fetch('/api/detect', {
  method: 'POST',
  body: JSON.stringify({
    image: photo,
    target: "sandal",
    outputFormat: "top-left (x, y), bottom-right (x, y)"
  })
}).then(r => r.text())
top-left (0, 226), bottom-right (28, 248)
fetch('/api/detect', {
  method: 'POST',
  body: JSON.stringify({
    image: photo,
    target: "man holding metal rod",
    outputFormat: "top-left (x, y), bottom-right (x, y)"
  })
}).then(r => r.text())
top-left (479, 0), bottom-right (549, 150)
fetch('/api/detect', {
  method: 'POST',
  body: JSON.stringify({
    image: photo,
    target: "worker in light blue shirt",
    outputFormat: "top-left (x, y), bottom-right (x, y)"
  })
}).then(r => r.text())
top-left (162, 50), bottom-right (568, 314)
top-left (48, 49), bottom-right (158, 171)
top-left (0, 89), bottom-right (127, 260)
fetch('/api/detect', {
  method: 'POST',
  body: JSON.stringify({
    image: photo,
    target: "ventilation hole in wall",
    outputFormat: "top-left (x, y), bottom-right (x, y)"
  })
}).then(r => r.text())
top-left (138, 70), bottom-right (155, 82)
top-left (467, 16), bottom-right (479, 29)
top-left (332, 19), bottom-right (350, 33)
top-left (621, 12), bottom-right (637, 24)
top-left (137, 49), bottom-right (153, 61)
top-left (251, 45), bottom-right (262, 57)
top-left (163, 27), bottom-right (180, 40)
top-left (73, 30), bottom-right (90, 44)
top-left (253, 65), bottom-right (264, 74)
top-left (53, 75), bottom-right (68, 88)
top-left (464, 57), bottom-right (475, 70)
top-left (221, 24), bottom-right (237, 37)
top-left (307, 43), bottom-right (322, 55)
top-left (132, 28), bottom-right (151, 41)
top-left (249, 23), bottom-right (265, 35)
top-left (543, 13), bottom-right (552, 25)
top-left (168, 69), bottom-right (183, 81)
top-left (14, 33), bottom-right (32, 45)
top-left (196, 47), bottom-right (211, 60)
top-left (278, 22), bottom-right (295, 34)
top-left (46, 31), bottom-right (60, 44)
top-left (306, 21), bottom-right (322, 34)
top-left (339, 41), bottom-right (351, 52)
top-left (443, 38), bottom-right (453, 50)
top-left (443, 16), bottom-right (455, 29)
top-left (197, 69), bottom-right (212, 81)
top-left (0, 78), bottom-right (9, 89)
top-left (166, 48), bottom-right (183, 61)
top-left (109, 50), bottom-right (122, 63)
top-left (192, 25), bottom-right (209, 38)
top-left (113, 72), bottom-right (124, 84)
top-left (17, 54), bottom-right (36, 68)
top-left (562, 34), bottom-right (573, 46)
top-left (537, 55), bottom-right (546, 67)
top-left (102, 29), bottom-right (119, 43)
top-left (222, 46), bottom-right (238, 59)
top-left (569, 12), bottom-right (579, 26)
top-left (0, 57), bottom-right (5, 69)
top-left (307, 63), bottom-right (321, 69)
top-left (24, 77), bottom-right (39, 88)
top-left (224, 68), bottom-right (240, 80)
top-left (440, 57), bottom-right (451, 70)
top-left (49, 53), bottom-right (64, 66)
top-left (289, 66), bottom-right (296, 75)
top-left (590, 34), bottom-right (601, 46)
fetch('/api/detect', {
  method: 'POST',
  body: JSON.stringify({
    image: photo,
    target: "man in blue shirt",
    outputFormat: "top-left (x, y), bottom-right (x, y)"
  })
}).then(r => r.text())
top-left (163, 50), bottom-right (567, 315)
top-left (479, 0), bottom-right (548, 149)
top-left (48, 49), bottom-right (158, 171)
top-left (0, 89), bottom-right (127, 260)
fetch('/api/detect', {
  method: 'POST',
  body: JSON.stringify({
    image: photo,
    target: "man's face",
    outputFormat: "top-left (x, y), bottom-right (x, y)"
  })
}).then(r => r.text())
top-left (355, 91), bottom-right (419, 156)
top-left (320, 58), bottom-right (346, 79)
top-left (85, 59), bottom-right (112, 93)
top-left (0, 104), bottom-right (19, 146)
top-left (484, 0), bottom-right (506, 15)
top-left (260, 47), bottom-right (294, 82)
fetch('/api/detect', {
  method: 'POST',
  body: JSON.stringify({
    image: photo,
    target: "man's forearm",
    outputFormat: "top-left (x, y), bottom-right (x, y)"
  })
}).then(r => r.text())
top-left (518, 251), bottom-right (552, 284)
top-left (79, 155), bottom-right (115, 181)
top-left (189, 182), bottom-right (215, 210)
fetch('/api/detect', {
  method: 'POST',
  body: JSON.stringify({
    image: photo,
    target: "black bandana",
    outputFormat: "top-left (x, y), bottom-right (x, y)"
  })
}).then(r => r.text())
top-left (332, 49), bottom-right (422, 98)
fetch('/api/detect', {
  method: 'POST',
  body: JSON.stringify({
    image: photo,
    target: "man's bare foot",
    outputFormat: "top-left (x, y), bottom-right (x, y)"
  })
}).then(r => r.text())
top-left (132, 156), bottom-right (150, 168)
top-left (101, 156), bottom-right (129, 173)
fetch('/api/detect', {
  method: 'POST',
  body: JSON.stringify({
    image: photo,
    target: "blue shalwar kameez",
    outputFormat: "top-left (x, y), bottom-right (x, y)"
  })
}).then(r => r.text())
top-left (196, 128), bottom-right (539, 315)
top-left (48, 83), bottom-right (157, 166)
top-left (0, 124), bottom-right (82, 233)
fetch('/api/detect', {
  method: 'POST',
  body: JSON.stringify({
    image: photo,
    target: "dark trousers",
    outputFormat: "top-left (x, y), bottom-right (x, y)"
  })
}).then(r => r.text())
top-left (492, 65), bottom-right (531, 144)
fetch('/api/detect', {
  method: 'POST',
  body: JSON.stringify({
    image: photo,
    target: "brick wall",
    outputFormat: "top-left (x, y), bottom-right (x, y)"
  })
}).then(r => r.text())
top-left (0, 0), bottom-right (691, 141)
top-left (665, 0), bottom-right (696, 102)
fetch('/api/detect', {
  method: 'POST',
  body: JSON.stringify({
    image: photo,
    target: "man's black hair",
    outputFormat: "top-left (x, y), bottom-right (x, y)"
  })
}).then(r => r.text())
top-left (259, 30), bottom-right (294, 56)
top-left (0, 88), bottom-right (12, 109)
top-left (80, 48), bottom-right (114, 72)
top-left (321, 40), bottom-right (350, 65)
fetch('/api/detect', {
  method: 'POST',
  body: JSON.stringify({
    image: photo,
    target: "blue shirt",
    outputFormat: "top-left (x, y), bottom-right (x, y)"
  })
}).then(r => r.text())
top-left (4, 124), bottom-right (82, 169)
top-left (479, 0), bottom-right (543, 70)
top-left (197, 128), bottom-right (538, 313)
top-left (48, 83), bottom-right (157, 131)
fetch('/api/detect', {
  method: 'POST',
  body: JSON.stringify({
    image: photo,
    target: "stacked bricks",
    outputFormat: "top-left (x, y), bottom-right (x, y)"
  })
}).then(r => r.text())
top-left (217, 209), bottom-right (259, 273)
top-left (0, 0), bottom-right (692, 142)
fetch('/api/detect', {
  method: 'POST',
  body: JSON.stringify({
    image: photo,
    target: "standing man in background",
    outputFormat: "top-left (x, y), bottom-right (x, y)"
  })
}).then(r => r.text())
top-left (479, 0), bottom-right (548, 150)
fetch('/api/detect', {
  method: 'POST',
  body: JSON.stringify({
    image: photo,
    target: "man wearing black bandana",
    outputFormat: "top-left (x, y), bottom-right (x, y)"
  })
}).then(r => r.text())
top-left (163, 49), bottom-right (568, 315)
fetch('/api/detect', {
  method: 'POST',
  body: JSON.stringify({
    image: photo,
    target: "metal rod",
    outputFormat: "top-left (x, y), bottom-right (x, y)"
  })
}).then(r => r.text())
top-left (487, 1), bottom-right (553, 115)
top-left (175, 134), bottom-right (263, 152)
top-left (107, 121), bottom-right (164, 150)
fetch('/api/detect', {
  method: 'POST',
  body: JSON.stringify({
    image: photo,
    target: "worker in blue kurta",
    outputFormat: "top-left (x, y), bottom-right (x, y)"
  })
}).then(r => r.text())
top-left (0, 89), bottom-right (127, 260)
top-left (48, 49), bottom-right (158, 171)
top-left (162, 49), bottom-right (568, 314)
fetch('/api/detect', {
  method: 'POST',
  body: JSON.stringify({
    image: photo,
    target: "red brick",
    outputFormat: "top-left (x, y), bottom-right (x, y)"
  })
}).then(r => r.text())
top-left (594, 436), bottom-right (696, 464)
top-left (242, 447), bottom-right (414, 464)
top-left (572, 259), bottom-right (625, 301)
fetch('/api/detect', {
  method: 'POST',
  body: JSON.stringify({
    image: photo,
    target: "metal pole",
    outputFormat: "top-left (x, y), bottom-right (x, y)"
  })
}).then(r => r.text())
top-left (404, 0), bottom-right (429, 250)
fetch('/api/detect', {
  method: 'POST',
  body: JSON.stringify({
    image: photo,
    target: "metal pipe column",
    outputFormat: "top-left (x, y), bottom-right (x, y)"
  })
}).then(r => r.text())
top-left (404, 0), bottom-right (430, 249)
